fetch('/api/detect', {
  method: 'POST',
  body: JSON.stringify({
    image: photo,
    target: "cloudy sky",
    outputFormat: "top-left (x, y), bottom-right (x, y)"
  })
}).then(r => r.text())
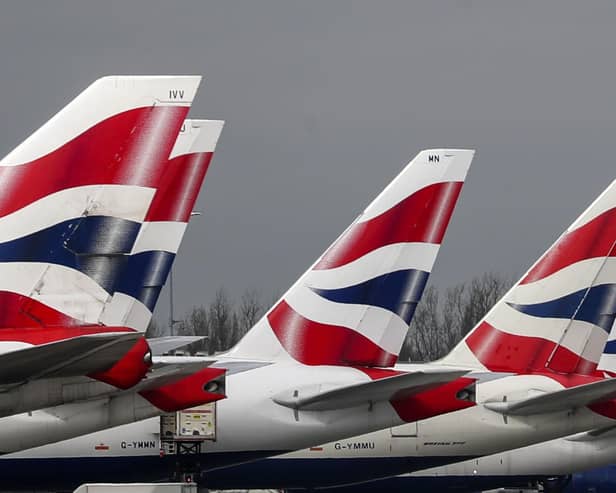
top-left (1, 1), bottom-right (615, 326)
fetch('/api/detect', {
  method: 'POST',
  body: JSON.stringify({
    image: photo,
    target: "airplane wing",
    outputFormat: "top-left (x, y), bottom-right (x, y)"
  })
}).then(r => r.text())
top-left (484, 378), bottom-right (616, 416)
top-left (273, 369), bottom-right (469, 411)
top-left (0, 332), bottom-right (141, 388)
top-left (147, 336), bottom-right (206, 356)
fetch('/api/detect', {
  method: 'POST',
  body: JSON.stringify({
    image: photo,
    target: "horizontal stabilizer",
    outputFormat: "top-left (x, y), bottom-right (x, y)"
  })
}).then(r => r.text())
top-left (565, 424), bottom-right (616, 442)
top-left (273, 369), bottom-right (469, 411)
top-left (484, 378), bottom-right (616, 416)
top-left (147, 336), bottom-right (206, 356)
top-left (137, 361), bottom-right (213, 391)
top-left (0, 332), bottom-right (140, 387)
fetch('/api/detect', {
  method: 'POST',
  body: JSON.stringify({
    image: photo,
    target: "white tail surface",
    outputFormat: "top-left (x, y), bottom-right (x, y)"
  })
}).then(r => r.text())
top-left (443, 178), bottom-right (616, 375)
top-left (0, 77), bottom-right (202, 330)
top-left (228, 149), bottom-right (475, 366)
top-left (99, 119), bottom-right (225, 331)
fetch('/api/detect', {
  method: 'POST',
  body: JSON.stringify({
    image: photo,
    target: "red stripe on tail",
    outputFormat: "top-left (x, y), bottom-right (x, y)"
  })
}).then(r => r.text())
top-left (466, 322), bottom-right (597, 374)
top-left (268, 300), bottom-right (396, 367)
top-left (0, 106), bottom-right (187, 218)
top-left (145, 152), bottom-right (213, 222)
top-left (522, 207), bottom-right (616, 284)
top-left (315, 181), bottom-right (463, 270)
top-left (0, 291), bottom-right (81, 328)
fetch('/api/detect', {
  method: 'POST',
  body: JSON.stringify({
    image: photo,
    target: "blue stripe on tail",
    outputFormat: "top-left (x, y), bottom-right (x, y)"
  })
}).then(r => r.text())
top-left (0, 215), bottom-right (178, 312)
top-left (0, 216), bottom-right (141, 292)
top-left (311, 269), bottom-right (429, 325)
top-left (603, 340), bottom-right (616, 355)
top-left (508, 284), bottom-right (616, 333)
top-left (114, 251), bottom-right (175, 311)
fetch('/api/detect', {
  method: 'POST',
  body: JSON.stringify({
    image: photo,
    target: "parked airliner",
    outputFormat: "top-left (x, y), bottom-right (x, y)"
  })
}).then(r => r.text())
top-left (9, 167), bottom-right (616, 491)
top-left (0, 76), bottom-right (227, 425)
top-left (0, 148), bottom-right (476, 467)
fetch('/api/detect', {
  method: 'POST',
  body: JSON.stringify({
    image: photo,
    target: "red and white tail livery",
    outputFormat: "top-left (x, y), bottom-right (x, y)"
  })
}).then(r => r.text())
top-left (100, 119), bottom-right (225, 331)
top-left (153, 149), bottom-right (479, 463)
top-left (444, 177), bottom-right (616, 374)
top-left (0, 115), bottom-right (230, 448)
top-left (13, 156), bottom-right (616, 491)
top-left (0, 76), bottom-right (199, 331)
top-left (0, 148), bottom-right (477, 469)
top-left (0, 78), bottom-right (229, 418)
top-left (230, 150), bottom-right (473, 367)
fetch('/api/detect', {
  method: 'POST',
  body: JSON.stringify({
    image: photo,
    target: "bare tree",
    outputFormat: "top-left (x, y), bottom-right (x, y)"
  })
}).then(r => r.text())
top-left (173, 288), bottom-right (264, 353)
top-left (230, 312), bottom-right (241, 347)
top-left (400, 286), bottom-right (440, 361)
top-left (181, 306), bottom-right (209, 336)
top-left (208, 288), bottom-right (233, 354)
top-left (237, 288), bottom-right (264, 338)
top-left (173, 272), bottom-right (509, 360)
top-left (171, 306), bottom-right (209, 352)
top-left (462, 272), bottom-right (510, 335)
top-left (401, 272), bottom-right (510, 362)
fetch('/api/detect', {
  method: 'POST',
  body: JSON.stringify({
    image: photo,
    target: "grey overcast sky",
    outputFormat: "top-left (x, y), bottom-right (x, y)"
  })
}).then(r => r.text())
top-left (1, 1), bottom-right (615, 326)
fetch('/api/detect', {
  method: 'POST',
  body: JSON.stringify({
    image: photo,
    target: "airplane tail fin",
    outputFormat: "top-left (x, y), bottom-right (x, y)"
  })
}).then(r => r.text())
top-left (0, 76), bottom-right (201, 330)
top-left (100, 119), bottom-right (225, 331)
top-left (443, 178), bottom-right (616, 374)
top-left (229, 149), bottom-right (474, 366)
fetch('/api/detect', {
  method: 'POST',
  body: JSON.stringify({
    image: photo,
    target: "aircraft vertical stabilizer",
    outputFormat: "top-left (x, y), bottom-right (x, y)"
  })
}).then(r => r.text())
top-left (444, 178), bottom-right (616, 374)
top-left (228, 149), bottom-right (474, 366)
